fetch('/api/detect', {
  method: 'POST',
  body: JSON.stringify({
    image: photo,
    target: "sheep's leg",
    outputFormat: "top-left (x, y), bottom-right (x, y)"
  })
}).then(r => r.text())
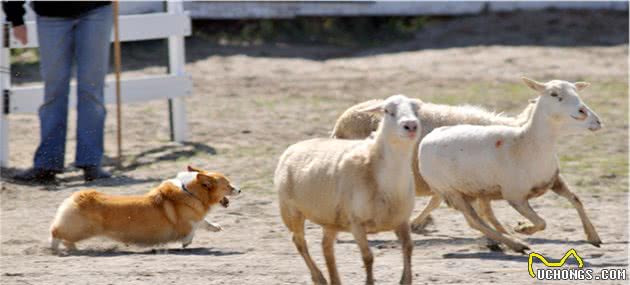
top-left (282, 205), bottom-right (327, 284)
top-left (447, 193), bottom-right (529, 253)
top-left (322, 227), bottom-right (341, 285)
top-left (410, 194), bottom-right (441, 234)
top-left (551, 176), bottom-right (602, 247)
top-left (394, 223), bottom-right (413, 285)
top-left (477, 198), bottom-right (508, 234)
top-left (508, 199), bottom-right (546, 235)
top-left (474, 198), bottom-right (506, 250)
top-left (350, 223), bottom-right (374, 285)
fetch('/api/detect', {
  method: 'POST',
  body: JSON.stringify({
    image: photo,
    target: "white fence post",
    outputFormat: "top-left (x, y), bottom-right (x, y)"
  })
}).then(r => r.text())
top-left (167, 0), bottom-right (189, 142)
top-left (0, 23), bottom-right (10, 167)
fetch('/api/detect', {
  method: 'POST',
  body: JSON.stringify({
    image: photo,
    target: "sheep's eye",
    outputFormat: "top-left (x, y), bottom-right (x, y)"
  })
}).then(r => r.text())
top-left (550, 92), bottom-right (558, 97)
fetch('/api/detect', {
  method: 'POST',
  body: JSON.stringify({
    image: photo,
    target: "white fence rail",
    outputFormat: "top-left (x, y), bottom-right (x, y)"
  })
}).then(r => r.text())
top-left (0, 1), bottom-right (192, 167)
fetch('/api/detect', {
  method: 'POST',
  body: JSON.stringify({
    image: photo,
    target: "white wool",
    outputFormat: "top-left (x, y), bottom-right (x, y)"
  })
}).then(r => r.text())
top-left (276, 94), bottom-right (420, 284)
top-left (417, 78), bottom-right (603, 251)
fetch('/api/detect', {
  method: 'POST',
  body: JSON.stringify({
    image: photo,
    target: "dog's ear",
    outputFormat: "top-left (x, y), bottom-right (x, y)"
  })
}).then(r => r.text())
top-left (196, 173), bottom-right (215, 190)
top-left (188, 165), bottom-right (203, 173)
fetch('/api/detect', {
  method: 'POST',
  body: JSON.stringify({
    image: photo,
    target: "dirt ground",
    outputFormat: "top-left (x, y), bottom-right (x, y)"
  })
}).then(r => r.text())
top-left (1, 10), bottom-right (628, 285)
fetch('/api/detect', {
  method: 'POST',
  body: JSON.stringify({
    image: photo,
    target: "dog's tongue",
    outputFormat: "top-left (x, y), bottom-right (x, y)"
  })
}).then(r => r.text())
top-left (220, 197), bottom-right (230, 208)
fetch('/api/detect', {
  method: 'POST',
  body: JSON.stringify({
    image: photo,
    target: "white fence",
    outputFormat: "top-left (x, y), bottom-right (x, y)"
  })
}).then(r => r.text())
top-left (0, 1), bottom-right (192, 167)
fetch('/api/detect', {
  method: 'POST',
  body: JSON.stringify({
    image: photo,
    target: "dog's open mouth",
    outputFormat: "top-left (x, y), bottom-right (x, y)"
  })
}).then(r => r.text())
top-left (220, 197), bottom-right (230, 208)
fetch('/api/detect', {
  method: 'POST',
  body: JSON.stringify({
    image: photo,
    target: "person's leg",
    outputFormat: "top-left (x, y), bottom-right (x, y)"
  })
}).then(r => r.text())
top-left (32, 16), bottom-right (75, 172)
top-left (73, 5), bottom-right (112, 171)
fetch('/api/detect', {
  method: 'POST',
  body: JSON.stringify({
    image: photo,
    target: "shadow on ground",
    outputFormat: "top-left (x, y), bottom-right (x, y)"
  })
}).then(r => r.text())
top-left (116, 141), bottom-right (217, 172)
top-left (54, 247), bottom-right (244, 257)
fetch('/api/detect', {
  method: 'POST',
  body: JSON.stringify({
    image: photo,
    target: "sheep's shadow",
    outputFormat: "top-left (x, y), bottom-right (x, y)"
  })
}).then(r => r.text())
top-left (337, 236), bottom-right (480, 249)
top-left (441, 251), bottom-right (628, 268)
top-left (526, 237), bottom-right (629, 246)
top-left (57, 247), bottom-right (244, 257)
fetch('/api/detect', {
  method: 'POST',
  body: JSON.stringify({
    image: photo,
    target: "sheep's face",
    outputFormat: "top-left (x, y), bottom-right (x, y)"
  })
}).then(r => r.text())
top-left (522, 78), bottom-right (602, 132)
top-left (360, 94), bottom-right (421, 141)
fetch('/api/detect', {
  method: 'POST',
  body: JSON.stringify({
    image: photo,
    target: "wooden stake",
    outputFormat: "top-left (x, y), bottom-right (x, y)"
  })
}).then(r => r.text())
top-left (113, 0), bottom-right (122, 167)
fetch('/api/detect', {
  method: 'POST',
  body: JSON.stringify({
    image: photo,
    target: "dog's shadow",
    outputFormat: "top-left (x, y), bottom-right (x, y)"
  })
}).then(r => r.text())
top-left (57, 247), bottom-right (244, 257)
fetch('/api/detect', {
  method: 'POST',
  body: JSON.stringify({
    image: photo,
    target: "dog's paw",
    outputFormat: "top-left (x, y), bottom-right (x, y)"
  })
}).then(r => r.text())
top-left (220, 197), bottom-right (230, 208)
top-left (206, 221), bottom-right (223, 232)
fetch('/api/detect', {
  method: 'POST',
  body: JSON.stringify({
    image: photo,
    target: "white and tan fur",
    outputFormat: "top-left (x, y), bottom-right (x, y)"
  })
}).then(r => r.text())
top-left (418, 78), bottom-right (602, 252)
top-left (276, 95), bottom-right (421, 285)
top-left (50, 166), bottom-right (240, 252)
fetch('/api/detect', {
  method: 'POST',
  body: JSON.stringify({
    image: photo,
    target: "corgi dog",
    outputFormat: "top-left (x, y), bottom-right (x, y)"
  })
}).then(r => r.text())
top-left (49, 166), bottom-right (240, 251)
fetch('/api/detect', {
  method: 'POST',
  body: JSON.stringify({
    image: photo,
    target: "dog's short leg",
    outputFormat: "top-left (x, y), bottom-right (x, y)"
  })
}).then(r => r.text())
top-left (182, 234), bottom-right (194, 248)
top-left (50, 237), bottom-right (61, 252)
top-left (63, 241), bottom-right (77, 251)
top-left (203, 219), bottom-right (223, 232)
top-left (181, 228), bottom-right (197, 248)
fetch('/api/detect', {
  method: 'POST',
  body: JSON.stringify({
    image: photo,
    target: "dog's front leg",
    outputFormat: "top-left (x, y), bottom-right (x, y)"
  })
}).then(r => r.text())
top-left (203, 218), bottom-right (223, 232)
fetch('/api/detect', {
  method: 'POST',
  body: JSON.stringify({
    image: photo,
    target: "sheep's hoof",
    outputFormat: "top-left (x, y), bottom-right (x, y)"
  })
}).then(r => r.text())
top-left (482, 237), bottom-right (503, 252)
top-left (514, 222), bottom-right (538, 235)
top-left (410, 216), bottom-right (434, 234)
top-left (511, 244), bottom-right (530, 254)
top-left (588, 238), bottom-right (602, 247)
top-left (312, 276), bottom-right (327, 285)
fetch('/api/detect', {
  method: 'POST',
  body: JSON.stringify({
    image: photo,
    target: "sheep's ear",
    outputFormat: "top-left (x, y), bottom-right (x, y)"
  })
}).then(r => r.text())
top-left (188, 165), bottom-right (203, 172)
top-left (574, 81), bottom-right (590, 91)
top-left (521, 77), bottom-right (545, 92)
top-left (411, 98), bottom-right (423, 112)
top-left (411, 98), bottom-right (423, 106)
top-left (357, 101), bottom-right (384, 113)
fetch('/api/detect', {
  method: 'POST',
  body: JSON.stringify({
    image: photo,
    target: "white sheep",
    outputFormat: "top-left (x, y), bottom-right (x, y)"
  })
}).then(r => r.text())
top-left (332, 98), bottom-right (535, 233)
top-left (276, 95), bottom-right (421, 285)
top-left (418, 78), bottom-right (602, 252)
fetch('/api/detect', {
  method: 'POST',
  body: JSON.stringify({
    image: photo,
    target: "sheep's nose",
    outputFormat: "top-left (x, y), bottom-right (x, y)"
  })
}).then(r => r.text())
top-left (403, 121), bottom-right (418, 132)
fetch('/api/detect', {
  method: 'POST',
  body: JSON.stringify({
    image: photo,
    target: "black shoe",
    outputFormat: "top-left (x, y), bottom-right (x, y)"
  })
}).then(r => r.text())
top-left (82, 166), bottom-right (111, 181)
top-left (11, 168), bottom-right (57, 184)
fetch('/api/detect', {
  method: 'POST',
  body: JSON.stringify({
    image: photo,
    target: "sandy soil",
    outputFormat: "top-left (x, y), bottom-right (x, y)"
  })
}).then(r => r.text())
top-left (1, 10), bottom-right (628, 285)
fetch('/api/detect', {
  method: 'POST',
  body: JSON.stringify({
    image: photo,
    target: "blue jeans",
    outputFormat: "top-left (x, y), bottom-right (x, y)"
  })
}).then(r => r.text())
top-left (34, 5), bottom-right (112, 172)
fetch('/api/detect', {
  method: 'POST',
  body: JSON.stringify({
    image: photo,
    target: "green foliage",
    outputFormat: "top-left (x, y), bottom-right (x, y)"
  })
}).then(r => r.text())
top-left (193, 16), bottom-right (428, 47)
top-left (10, 48), bottom-right (39, 64)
